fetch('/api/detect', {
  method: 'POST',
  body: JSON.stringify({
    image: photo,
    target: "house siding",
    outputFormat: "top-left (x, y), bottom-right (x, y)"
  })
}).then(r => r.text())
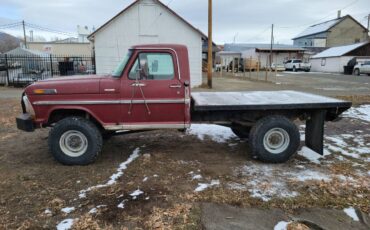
top-left (293, 32), bottom-right (328, 47)
top-left (93, 0), bottom-right (202, 87)
top-left (311, 56), bottom-right (353, 72)
top-left (327, 18), bottom-right (369, 47)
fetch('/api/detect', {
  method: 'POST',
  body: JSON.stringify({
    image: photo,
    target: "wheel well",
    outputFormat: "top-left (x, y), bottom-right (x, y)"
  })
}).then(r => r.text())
top-left (48, 109), bottom-right (103, 130)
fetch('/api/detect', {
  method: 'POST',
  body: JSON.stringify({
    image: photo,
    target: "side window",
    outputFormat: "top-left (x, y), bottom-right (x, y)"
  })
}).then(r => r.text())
top-left (128, 52), bottom-right (174, 80)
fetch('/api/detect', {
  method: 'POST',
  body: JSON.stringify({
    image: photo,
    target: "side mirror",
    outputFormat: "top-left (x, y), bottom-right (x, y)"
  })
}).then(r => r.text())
top-left (184, 80), bottom-right (190, 87)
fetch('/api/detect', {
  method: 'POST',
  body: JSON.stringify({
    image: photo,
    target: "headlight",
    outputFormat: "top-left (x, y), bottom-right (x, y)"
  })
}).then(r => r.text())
top-left (23, 95), bottom-right (35, 117)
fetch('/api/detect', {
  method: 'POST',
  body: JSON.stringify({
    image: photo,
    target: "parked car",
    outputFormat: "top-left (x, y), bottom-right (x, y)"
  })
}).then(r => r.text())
top-left (284, 59), bottom-right (311, 72)
top-left (16, 44), bottom-right (351, 165)
top-left (271, 63), bottom-right (285, 71)
top-left (353, 61), bottom-right (370, 76)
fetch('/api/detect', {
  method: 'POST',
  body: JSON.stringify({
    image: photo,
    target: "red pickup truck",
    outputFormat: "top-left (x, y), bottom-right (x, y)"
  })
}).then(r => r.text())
top-left (16, 44), bottom-right (351, 165)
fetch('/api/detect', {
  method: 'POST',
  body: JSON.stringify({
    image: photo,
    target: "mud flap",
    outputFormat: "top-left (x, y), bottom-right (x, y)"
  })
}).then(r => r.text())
top-left (305, 110), bottom-right (326, 155)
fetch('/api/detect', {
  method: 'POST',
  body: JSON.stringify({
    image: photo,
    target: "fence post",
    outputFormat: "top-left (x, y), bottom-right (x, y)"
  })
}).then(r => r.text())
top-left (49, 54), bottom-right (53, 78)
top-left (92, 55), bottom-right (96, 74)
top-left (5, 54), bottom-right (9, 86)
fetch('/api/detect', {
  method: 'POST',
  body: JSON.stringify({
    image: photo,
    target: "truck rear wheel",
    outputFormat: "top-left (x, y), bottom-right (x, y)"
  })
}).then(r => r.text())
top-left (231, 125), bottom-right (251, 139)
top-left (249, 116), bottom-right (300, 163)
top-left (48, 117), bottom-right (103, 165)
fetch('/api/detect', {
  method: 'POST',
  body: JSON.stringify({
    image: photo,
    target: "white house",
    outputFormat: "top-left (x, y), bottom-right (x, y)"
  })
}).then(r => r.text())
top-left (310, 42), bottom-right (370, 73)
top-left (88, 0), bottom-right (204, 87)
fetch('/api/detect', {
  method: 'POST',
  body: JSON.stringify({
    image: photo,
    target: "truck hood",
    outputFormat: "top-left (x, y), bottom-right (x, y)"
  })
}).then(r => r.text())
top-left (25, 74), bottom-right (115, 95)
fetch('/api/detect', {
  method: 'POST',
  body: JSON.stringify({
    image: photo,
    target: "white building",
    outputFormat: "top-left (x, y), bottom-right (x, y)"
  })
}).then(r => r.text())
top-left (88, 0), bottom-right (204, 87)
top-left (221, 43), bottom-right (306, 69)
top-left (310, 42), bottom-right (370, 73)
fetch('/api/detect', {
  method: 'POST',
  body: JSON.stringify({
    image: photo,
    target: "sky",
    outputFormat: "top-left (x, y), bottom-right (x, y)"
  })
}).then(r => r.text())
top-left (0, 0), bottom-right (369, 44)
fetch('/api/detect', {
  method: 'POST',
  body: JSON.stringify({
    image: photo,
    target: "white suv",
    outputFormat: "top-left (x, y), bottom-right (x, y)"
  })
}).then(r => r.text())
top-left (353, 61), bottom-right (370, 76)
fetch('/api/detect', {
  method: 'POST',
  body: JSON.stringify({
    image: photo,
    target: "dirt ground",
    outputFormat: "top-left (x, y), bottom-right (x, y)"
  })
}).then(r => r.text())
top-left (0, 88), bottom-right (369, 229)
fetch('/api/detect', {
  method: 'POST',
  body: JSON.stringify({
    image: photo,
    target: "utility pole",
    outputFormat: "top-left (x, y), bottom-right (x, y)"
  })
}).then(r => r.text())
top-left (207, 0), bottom-right (213, 89)
top-left (367, 14), bottom-right (370, 36)
top-left (22, 20), bottom-right (27, 49)
top-left (269, 24), bottom-right (274, 70)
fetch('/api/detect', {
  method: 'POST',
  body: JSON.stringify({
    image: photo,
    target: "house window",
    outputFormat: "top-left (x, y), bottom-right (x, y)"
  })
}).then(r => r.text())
top-left (321, 58), bottom-right (326, 66)
top-left (129, 53), bottom-right (175, 80)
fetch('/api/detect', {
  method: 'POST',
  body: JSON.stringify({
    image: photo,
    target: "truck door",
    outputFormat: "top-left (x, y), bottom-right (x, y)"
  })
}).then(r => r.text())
top-left (121, 50), bottom-right (186, 129)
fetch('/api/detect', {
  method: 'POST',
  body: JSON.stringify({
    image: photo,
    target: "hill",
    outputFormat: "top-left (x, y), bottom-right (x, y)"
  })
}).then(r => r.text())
top-left (0, 32), bottom-right (20, 53)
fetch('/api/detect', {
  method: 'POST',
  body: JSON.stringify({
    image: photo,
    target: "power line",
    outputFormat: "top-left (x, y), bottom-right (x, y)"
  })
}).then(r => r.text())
top-left (276, 0), bottom-right (360, 29)
top-left (244, 26), bottom-right (271, 42)
top-left (25, 22), bottom-right (76, 36)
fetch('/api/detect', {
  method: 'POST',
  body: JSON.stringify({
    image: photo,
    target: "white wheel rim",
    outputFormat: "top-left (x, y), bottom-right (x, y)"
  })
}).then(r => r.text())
top-left (263, 128), bottom-right (290, 154)
top-left (59, 130), bottom-right (88, 157)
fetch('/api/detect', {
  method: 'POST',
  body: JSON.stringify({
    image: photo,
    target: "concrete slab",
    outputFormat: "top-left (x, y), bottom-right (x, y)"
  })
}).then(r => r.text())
top-left (201, 203), bottom-right (370, 230)
top-left (293, 208), bottom-right (369, 230)
top-left (201, 203), bottom-right (289, 230)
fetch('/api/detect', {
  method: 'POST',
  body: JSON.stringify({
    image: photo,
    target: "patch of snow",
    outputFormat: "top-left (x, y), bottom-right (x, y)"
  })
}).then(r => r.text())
top-left (61, 207), bottom-right (75, 214)
top-left (88, 208), bottom-right (97, 214)
top-left (117, 200), bottom-right (126, 209)
top-left (153, 174), bottom-right (159, 177)
top-left (293, 170), bottom-right (331, 182)
top-left (194, 180), bottom-right (220, 192)
top-left (233, 163), bottom-right (332, 201)
top-left (274, 221), bottom-right (290, 230)
top-left (342, 105), bottom-right (370, 122)
top-left (187, 124), bottom-right (237, 143)
top-left (325, 134), bottom-right (370, 159)
top-left (56, 218), bottom-right (76, 230)
top-left (130, 189), bottom-right (144, 198)
top-left (79, 148), bottom-right (140, 198)
top-left (143, 177), bottom-right (148, 182)
top-left (298, 146), bottom-right (324, 164)
top-left (44, 209), bottom-right (52, 215)
top-left (343, 207), bottom-right (359, 221)
top-left (192, 174), bottom-right (203, 180)
top-left (312, 42), bottom-right (367, 58)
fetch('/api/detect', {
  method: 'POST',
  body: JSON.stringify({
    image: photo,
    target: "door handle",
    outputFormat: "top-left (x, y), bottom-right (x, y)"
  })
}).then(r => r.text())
top-left (169, 84), bottom-right (182, 88)
top-left (131, 83), bottom-right (146, 87)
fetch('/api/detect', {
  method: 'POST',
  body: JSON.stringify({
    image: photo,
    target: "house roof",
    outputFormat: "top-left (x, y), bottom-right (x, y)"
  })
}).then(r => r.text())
top-left (293, 15), bottom-right (368, 40)
top-left (88, 0), bottom-right (206, 40)
top-left (224, 43), bottom-right (304, 52)
top-left (5, 47), bottom-right (48, 56)
top-left (311, 42), bottom-right (369, 58)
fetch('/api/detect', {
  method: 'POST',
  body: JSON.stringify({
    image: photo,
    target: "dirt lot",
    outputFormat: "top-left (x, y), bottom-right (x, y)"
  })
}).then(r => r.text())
top-left (0, 85), bottom-right (369, 229)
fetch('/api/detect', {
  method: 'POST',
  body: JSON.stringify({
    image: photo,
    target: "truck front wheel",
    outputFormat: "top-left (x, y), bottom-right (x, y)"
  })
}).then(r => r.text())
top-left (48, 117), bottom-right (103, 165)
top-left (249, 116), bottom-right (300, 163)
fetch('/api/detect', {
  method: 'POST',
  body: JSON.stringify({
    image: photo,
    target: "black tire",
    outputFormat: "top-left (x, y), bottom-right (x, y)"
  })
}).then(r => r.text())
top-left (354, 69), bottom-right (360, 76)
top-left (48, 117), bottom-right (103, 165)
top-left (231, 125), bottom-right (251, 139)
top-left (249, 116), bottom-right (300, 163)
top-left (367, 74), bottom-right (370, 76)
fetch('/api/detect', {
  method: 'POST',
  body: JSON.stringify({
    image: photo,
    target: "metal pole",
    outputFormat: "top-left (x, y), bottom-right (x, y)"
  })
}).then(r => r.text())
top-left (367, 14), bottom-right (370, 35)
top-left (49, 54), bottom-right (53, 78)
top-left (22, 20), bottom-right (27, 49)
top-left (270, 24), bottom-right (274, 70)
top-left (207, 0), bottom-right (213, 88)
top-left (5, 54), bottom-right (9, 86)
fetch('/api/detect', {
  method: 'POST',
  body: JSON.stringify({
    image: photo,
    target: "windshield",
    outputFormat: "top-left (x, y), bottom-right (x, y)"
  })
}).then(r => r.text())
top-left (112, 50), bottom-right (133, 77)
